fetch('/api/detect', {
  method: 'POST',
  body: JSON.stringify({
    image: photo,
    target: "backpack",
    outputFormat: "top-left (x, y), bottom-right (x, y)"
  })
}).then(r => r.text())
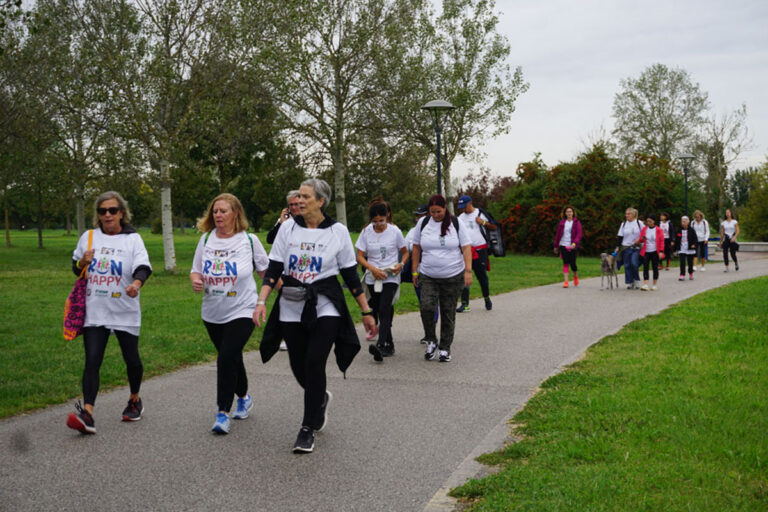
top-left (477, 208), bottom-right (505, 257)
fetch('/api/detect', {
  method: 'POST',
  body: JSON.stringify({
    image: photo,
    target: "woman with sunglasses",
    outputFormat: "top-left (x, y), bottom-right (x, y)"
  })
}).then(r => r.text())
top-left (67, 192), bottom-right (152, 435)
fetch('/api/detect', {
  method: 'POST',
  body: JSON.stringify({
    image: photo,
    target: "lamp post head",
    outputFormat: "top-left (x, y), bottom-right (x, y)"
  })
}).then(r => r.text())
top-left (677, 152), bottom-right (695, 167)
top-left (421, 100), bottom-right (455, 127)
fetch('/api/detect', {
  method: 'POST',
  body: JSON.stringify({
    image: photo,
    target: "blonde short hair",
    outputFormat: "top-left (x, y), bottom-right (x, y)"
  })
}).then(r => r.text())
top-left (625, 207), bottom-right (638, 219)
top-left (196, 193), bottom-right (249, 233)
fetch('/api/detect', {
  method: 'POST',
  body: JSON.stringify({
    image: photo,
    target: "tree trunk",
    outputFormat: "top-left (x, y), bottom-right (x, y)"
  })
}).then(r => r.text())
top-left (4, 196), bottom-right (10, 248)
top-left (332, 149), bottom-right (347, 225)
top-left (65, 209), bottom-right (72, 235)
top-left (76, 193), bottom-right (86, 237)
top-left (36, 184), bottom-right (44, 250)
top-left (160, 158), bottom-right (177, 273)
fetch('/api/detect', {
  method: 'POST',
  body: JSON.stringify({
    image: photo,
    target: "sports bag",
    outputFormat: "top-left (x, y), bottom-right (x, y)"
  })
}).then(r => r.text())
top-left (63, 230), bottom-right (93, 341)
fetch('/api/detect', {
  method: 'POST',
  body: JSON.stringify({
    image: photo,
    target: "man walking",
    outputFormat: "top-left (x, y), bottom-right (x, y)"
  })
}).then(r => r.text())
top-left (455, 195), bottom-right (495, 312)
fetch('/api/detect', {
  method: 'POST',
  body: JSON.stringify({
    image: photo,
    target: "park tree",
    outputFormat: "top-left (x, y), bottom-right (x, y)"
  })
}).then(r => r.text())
top-left (74, 0), bottom-right (234, 272)
top-left (729, 167), bottom-right (758, 208)
top-left (697, 103), bottom-right (752, 221)
top-left (740, 161), bottom-right (768, 241)
top-left (373, 0), bottom-right (528, 209)
top-left (612, 63), bottom-right (709, 161)
top-left (250, 0), bottom-right (427, 226)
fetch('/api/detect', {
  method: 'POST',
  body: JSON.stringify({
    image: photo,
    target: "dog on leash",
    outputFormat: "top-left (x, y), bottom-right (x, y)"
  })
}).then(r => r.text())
top-left (600, 252), bottom-right (619, 290)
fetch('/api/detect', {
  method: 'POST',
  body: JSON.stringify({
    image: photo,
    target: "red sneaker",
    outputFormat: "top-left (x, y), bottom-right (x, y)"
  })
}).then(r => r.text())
top-left (574, 276), bottom-right (579, 286)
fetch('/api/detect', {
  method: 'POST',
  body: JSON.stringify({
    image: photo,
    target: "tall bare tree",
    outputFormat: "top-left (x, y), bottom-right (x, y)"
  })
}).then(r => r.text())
top-left (612, 63), bottom-right (710, 161)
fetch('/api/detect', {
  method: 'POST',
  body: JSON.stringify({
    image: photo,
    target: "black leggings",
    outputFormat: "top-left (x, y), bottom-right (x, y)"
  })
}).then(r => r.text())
top-left (663, 239), bottom-right (673, 266)
top-left (722, 237), bottom-right (739, 266)
top-left (369, 283), bottom-right (398, 345)
top-left (282, 317), bottom-right (341, 430)
top-left (559, 247), bottom-right (578, 272)
top-left (679, 253), bottom-right (695, 275)
top-left (204, 318), bottom-right (254, 412)
top-left (82, 326), bottom-right (143, 406)
top-left (461, 248), bottom-right (490, 304)
top-left (642, 252), bottom-right (660, 280)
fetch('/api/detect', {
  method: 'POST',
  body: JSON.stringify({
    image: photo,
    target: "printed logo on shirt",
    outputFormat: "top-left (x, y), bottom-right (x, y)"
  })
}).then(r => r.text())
top-left (287, 252), bottom-right (323, 281)
top-left (111, 292), bottom-right (122, 298)
top-left (301, 242), bottom-right (316, 251)
top-left (439, 236), bottom-right (446, 246)
top-left (95, 289), bottom-right (108, 297)
top-left (88, 257), bottom-right (124, 287)
top-left (227, 291), bottom-right (237, 297)
top-left (100, 247), bottom-right (115, 256)
top-left (380, 246), bottom-right (387, 259)
top-left (202, 259), bottom-right (238, 287)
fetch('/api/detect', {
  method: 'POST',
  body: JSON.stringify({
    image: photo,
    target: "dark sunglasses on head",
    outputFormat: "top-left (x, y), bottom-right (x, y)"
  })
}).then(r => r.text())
top-left (97, 207), bottom-right (120, 215)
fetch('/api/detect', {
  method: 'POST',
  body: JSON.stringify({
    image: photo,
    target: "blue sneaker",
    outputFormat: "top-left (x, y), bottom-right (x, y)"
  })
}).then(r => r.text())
top-left (212, 412), bottom-right (230, 434)
top-left (232, 394), bottom-right (253, 420)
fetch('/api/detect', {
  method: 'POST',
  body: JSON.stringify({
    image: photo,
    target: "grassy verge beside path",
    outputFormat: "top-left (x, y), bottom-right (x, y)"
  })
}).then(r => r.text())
top-left (452, 276), bottom-right (768, 512)
top-left (0, 229), bottom-right (601, 418)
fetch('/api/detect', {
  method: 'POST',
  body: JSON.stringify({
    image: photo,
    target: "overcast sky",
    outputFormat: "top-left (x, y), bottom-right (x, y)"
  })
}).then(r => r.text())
top-left (453, 0), bottom-right (768, 180)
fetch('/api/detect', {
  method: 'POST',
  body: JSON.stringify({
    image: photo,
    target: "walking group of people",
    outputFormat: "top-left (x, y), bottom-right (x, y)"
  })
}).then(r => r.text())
top-left (553, 205), bottom-right (742, 291)
top-left (65, 183), bottom-right (496, 454)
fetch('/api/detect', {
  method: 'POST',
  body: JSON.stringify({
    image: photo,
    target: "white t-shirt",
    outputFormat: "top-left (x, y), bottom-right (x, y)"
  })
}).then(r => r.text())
top-left (560, 220), bottom-right (573, 247)
top-left (405, 224), bottom-right (418, 251)
top-left (413, 217), bottom-right (472, 279)
top-left (618, 220), bottom-right (643, 247)
top-left (722, 219), bottom-right (738, 238)
top-left (191, 231), bottom-right (269, 324)
top-left (269, 218), bottom-right (357, 322)
top-left (680, 229), bottom-right (694, 254)
top-left (660, 220), bottom-right (671, 239)
top-left (73, 228), bottom-right (152, 336)
top-left (355, 223), bottom-right (406, 285)
top-left (458, 209), bottom-right (489, 247)
top-left (645, 227), bottom-right (657, 252)
top-left (692, 219), bottom-right (709, 243)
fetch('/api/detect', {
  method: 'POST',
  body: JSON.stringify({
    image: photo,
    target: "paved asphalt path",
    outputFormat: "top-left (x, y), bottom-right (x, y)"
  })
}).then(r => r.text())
top-left (2, 255), bottom-right (767, 512)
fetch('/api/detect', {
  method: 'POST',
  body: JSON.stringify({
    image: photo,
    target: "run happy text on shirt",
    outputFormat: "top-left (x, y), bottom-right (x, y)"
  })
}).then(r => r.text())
top-left (287, 241), bottom-right (324, 282)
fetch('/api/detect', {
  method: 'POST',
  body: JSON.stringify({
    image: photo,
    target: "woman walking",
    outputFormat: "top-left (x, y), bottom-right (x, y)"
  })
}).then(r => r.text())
top-left (553, 205), bottom-right (583, 288)
top-left (615, 207), bottom-right (643, 289)
top-left (659, 212), bottom-right (674, 270)
top-left (411, 195), bottom-right (473, 363)
top-left (66, 192), bottom-right (152, 434)
top-left (356, 202), bottom-right (408, 361)
top-left (691, 210), bottom-right (710, 271)
top-left (190, 193), bottom-right (269, 434)
top-left (636, 214), bottom-right (665, 291)
top-left (675, 215), bottom-right (698, 281)
top-left (253, 179), bottom-right (376, 454)
top-left (719, 209), bottom-right (740, 272)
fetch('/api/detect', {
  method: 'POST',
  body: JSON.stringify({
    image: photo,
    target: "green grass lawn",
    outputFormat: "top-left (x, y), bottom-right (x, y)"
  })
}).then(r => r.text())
top-left (451, 276), bottom-right (768, 512)
top-left (0, 229), bottom-right (601, 418)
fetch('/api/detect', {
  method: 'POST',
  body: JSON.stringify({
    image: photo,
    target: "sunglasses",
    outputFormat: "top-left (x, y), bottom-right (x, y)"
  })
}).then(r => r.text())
top-left (97, 207), bottom-right (120, 215)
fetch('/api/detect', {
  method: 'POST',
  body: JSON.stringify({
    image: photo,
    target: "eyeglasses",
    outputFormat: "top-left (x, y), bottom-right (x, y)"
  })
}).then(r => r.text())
top-left (97, 207), bottom-right (120, 215)
top-left (288, 203), bottom-right (300, 208)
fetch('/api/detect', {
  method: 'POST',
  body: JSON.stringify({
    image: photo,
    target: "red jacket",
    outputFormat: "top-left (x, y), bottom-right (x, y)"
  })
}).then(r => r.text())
top-left (638, 226), bottom-right (665, 257)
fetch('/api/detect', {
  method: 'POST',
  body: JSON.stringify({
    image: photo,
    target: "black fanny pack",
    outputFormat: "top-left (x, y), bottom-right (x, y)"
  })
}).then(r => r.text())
top-left (281, 286), bottom-right (307, 302)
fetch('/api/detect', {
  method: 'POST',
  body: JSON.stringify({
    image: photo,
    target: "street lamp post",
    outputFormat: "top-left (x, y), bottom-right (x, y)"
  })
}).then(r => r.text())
top-left (421, 100), bottom-right (455, 196)
top-left (677, 153), bottom-right (694, 215)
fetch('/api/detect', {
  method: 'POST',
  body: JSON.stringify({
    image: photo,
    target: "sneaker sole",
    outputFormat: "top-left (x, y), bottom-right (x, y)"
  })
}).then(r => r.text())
top-left (293, 444), bottom-right (314, 454)
top-left (425, 352), bottom-right (436, 361)
top-left (67, 413), bottom-right (96, 434)
top-left (232, 400), bottom-right (254, 420)
top-left (122, 405), bottom-right (144, 422)
top-left (316, 391), bottom-right (333, 433)
top-left (369, 344), bottom-right (383, 362)
top-left (438, 357), bottom-right (451, 362)
top-left (211, 425), bottom-right (229, 435)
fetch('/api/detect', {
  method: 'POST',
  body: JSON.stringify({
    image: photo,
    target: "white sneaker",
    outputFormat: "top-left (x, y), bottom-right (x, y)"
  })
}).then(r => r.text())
top-left (279, 341), bottom-right (288, 351)
top-left (693, 266), bottom-right (698, 272)
top-left (701, 267), bottom-right (706, 272)
top-left (651, 285), bottom-right (658, 291)
top-left (640, 284), bottom-right (650, 291)
top-left (424, 342), bottom-right (437, 361)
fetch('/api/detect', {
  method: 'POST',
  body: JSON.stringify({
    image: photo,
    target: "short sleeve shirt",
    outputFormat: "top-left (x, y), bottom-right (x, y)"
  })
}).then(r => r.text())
top-left (413, 217), bottom-right (472, 278)
top-left (722, 220), bottom-right (738, 238)
top-left (355, 223), bottom-right (406, 285)
top-left (269, 218), bottom-right (357, 321)
top-left (191, 231), bottom-right (269, 323)
top-left (618, 220), bottom-right (643, 247)
top-left (73, 228), bottom-right (152, 335)
top-left (458, 209), bottom-right (489, 247)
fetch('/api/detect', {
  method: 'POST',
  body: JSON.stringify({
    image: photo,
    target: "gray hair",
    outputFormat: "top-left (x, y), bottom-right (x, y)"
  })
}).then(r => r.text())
top-left (92, 191), bottom-right (132, 228)
top-left (681, 215), bottom-right (690, 223)
top-left (301, 178), bottom-right (331, 212)
top-left (285, 190), bottom-right (300, 202)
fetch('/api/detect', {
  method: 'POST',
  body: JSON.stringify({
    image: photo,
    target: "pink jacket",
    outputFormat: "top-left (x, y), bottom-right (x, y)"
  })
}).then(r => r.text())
top-left (638, 226), bottom-right (665, 257)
